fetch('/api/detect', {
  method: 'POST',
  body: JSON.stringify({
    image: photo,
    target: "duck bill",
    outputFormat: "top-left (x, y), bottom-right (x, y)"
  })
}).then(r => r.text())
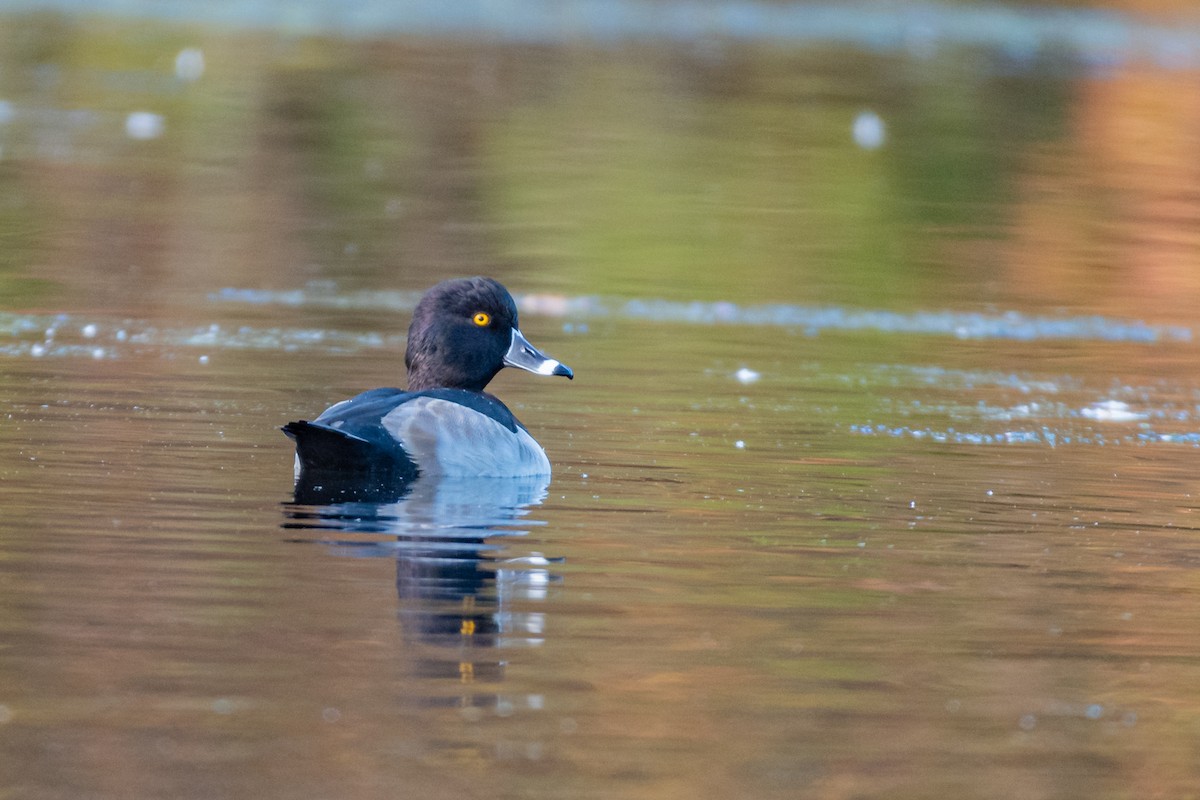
top-left (504, 328), bottom-right (573, 379)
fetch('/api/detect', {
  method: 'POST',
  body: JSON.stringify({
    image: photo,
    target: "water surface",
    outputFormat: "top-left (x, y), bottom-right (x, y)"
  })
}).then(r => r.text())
top-left (3, 4), bottom-right (1200, 799)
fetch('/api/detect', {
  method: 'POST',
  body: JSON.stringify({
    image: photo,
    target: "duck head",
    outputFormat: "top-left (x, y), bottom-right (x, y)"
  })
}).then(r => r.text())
top-left (404, 277), bottom-right (574, 392)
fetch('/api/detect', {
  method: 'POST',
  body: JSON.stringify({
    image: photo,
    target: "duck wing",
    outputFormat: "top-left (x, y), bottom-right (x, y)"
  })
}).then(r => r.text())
top-left (283, 388), bottom-right (419, 479)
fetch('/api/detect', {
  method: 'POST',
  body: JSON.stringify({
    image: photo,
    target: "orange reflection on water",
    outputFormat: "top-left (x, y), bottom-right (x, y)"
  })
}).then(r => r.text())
top-left (1008, 63), bottom-right (1200, 324)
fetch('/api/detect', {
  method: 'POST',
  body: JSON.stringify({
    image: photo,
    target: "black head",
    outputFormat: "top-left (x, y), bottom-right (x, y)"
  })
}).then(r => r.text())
top-left (404, 277), bottom-right (573, 392)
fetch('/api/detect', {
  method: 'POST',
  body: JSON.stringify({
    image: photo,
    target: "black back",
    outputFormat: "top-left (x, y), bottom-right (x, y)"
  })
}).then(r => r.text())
top-left (282, 387), bottom-right (523, 483)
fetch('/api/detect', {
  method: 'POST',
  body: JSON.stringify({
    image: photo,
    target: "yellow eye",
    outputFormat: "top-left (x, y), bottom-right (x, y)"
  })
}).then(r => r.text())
top-left (472, 312), bottom-right (491, 327)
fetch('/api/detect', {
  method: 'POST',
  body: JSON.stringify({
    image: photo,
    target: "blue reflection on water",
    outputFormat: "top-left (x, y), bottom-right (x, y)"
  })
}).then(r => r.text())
top-left (5, 1), bottom-right (1199, 72)
top-left (211, 287), bottom-right (1193, 344)
top-left (283, 474), bottom-right (558, 704)
top-left (7, 292), bottom-right (1188, 360)
top-left (850, 423), bottom-right (1200, 447)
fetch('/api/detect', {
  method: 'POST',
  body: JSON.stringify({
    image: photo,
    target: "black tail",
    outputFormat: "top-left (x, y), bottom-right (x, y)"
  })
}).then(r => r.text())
top-left (282, 420), bottom-right (418, 481)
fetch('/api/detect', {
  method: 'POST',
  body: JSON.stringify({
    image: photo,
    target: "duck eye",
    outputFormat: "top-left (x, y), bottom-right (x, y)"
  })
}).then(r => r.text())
top-left (472, 312), bottom-right (491, 327)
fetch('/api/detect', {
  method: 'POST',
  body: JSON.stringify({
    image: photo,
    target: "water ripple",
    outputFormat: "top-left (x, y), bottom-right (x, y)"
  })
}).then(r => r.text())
top-left (0, 287), bottom-right (1191, 366)
top-left (849, 423), bottom-right (1200, 448)
top-left (0, 311), bottom-right (404, 360)
top-left (848, 379), bottom-right (1200, 448)
top-left (213, 287), bottom-right (1192, 344)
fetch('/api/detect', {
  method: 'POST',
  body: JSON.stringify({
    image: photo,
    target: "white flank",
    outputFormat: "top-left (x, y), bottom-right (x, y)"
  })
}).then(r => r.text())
top-left (382, 397), bottom-right (551, 477)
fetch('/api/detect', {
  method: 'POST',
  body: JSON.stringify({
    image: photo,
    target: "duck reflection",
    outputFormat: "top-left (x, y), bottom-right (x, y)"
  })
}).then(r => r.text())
top-left (283, 472), bottom-right (558, 705)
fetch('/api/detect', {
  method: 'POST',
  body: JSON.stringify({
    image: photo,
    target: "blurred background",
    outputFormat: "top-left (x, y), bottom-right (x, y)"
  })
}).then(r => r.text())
top-left (1, 0), bottom-right (1198, 319)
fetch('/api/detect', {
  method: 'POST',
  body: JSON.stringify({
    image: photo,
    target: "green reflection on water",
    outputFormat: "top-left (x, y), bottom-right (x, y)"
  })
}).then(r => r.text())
top-left (0, 11), bottom-right (1084, 315)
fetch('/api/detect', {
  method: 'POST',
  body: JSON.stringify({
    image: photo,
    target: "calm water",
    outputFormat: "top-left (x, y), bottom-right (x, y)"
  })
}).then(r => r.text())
top-left (4, 4), bottom-right (1200, 798)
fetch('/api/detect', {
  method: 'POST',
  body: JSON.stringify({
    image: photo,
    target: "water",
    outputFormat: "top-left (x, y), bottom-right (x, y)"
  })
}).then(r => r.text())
top-left (4, 4), bottom-right (1200, 798)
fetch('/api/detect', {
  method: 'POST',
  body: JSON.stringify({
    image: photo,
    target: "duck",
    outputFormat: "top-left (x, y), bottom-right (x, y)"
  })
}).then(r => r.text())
top-left (283, 277), bottom-right (573, 481)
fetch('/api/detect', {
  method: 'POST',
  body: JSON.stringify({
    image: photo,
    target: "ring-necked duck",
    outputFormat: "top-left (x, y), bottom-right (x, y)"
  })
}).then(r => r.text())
top-left (283, 277), bottom-right (573, 480)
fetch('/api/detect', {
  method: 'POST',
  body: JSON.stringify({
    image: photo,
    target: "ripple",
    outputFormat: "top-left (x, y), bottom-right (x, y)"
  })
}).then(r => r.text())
top-left (849, 423), bottom-right (1200, 448)
top-left (0, 311), bottom-right (404, 360)
top-left (1, 284), bottom-right (1193, 368)
top-left (213, 287), bottom-right (1193, 344)
top-left (847, 370), bottom-right (1200, 447)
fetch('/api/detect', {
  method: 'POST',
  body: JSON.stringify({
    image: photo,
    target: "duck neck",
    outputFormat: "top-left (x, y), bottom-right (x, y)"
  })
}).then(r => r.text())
top-left (406, 367), bottom-right (490, 394)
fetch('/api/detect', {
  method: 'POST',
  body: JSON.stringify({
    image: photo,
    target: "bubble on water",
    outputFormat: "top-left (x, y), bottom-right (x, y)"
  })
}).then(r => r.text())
top-left (198, 355), bottom-right (210, 365)
top-left (125, 111), bottom-right (164, 140)
top-left (734, 440), bottom-right (745, 449)
top-left (91, 347), bottom-right (105, 359)
top-left (30, 343), bottom-right (45, 358)
top-left (81, 323), bottom-right (97, 339)
top-left (1085, 704), bottom-right (1103, 719)
top-left (853, 110), bottom-right (887, 149)
top-left (734, 367), bottom-right (760, 384)
top-left (175, 48), bottom-right (205, 81)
